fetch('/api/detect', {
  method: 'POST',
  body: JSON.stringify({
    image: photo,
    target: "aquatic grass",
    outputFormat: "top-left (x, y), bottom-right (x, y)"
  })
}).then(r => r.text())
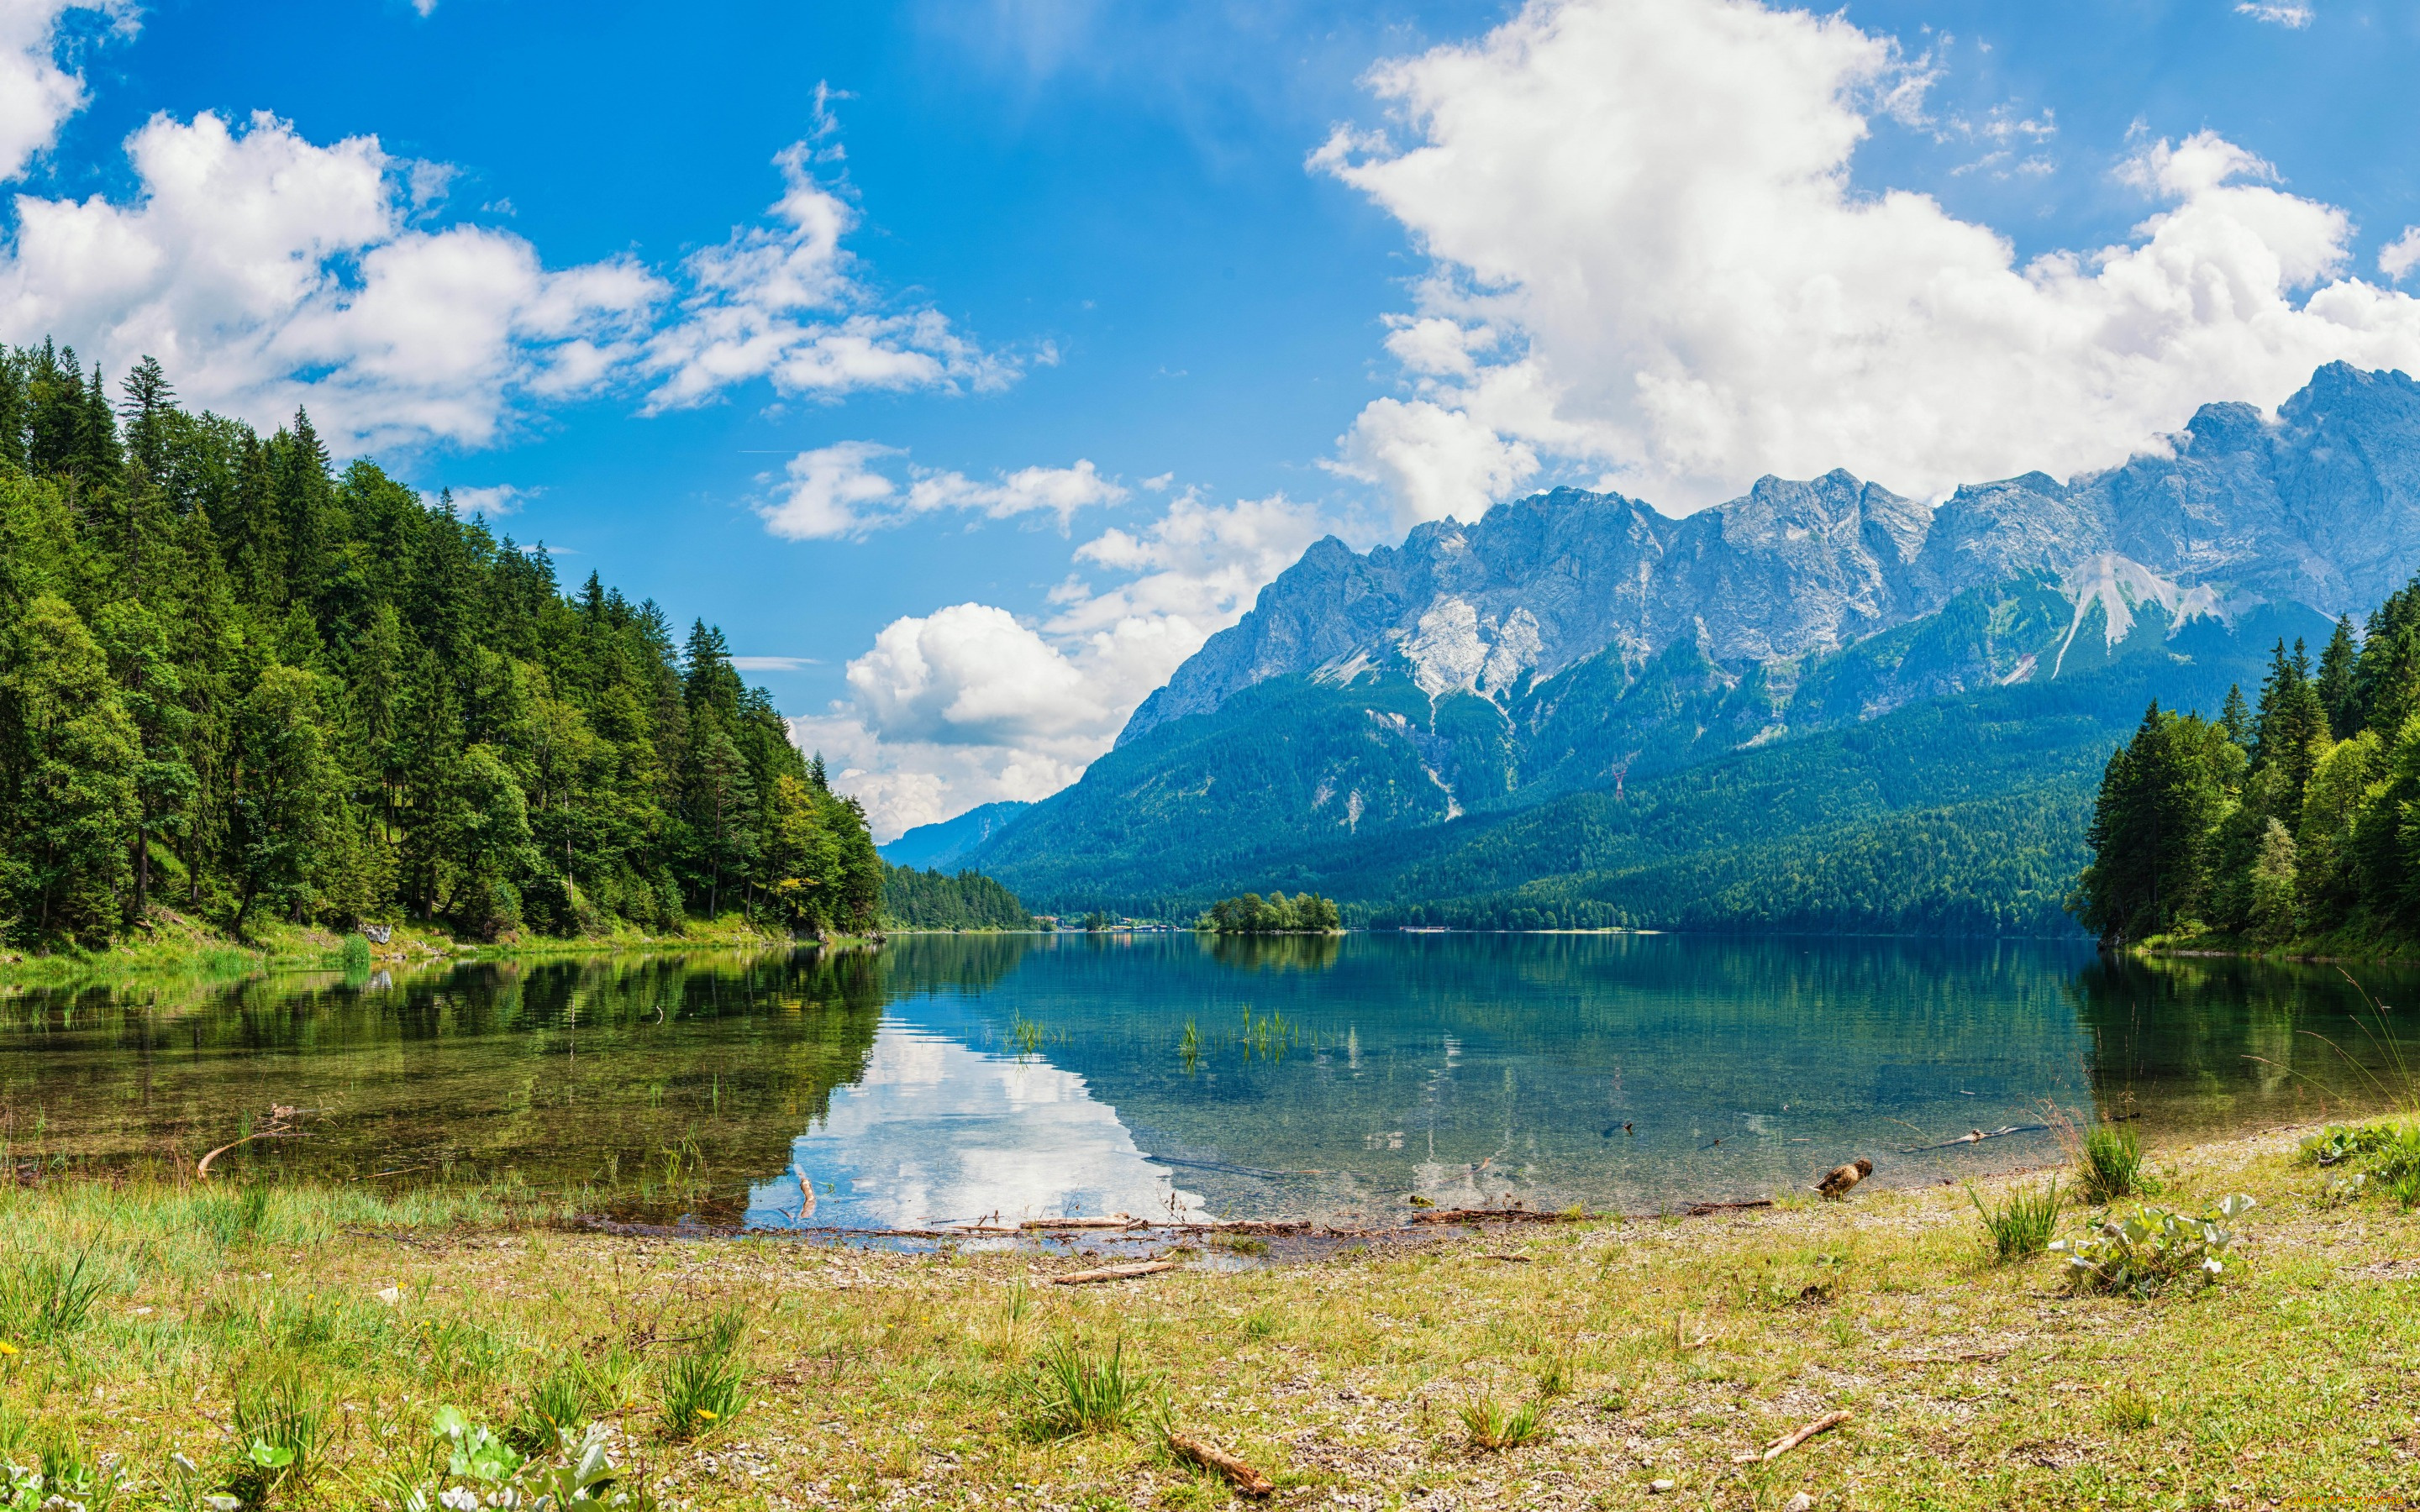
top-left (1970, 1179), bottom-right (2061, 1262)
top-left (1021, 1337), bottom-right (1155, 1439)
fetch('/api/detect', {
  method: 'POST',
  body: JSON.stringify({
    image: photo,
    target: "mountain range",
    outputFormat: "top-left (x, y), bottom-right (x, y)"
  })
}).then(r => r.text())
top-left (959, 363), bottom-right (2418, 933)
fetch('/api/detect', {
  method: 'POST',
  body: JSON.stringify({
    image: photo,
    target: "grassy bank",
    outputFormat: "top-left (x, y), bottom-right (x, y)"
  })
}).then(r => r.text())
top-left (4, 1124), bottom-right (2417, 1509)
top-left (0, 911), bottom-right (824, 992)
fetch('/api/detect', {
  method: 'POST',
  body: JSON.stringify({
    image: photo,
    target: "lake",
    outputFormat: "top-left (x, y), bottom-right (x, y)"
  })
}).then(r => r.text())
top-left (7, 932), bottom-right (2413, 1228)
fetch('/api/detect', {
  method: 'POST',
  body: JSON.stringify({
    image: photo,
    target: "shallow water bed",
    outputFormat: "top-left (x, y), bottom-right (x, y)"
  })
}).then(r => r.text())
top-left (4, 932), bottom-right (2412, 1225)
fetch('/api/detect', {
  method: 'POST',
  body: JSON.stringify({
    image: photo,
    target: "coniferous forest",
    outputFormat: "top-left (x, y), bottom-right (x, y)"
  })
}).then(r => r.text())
top-left (0, 343), bottom-right (887, 948)
top-left (2070, 584), bottom-right (2420, 947)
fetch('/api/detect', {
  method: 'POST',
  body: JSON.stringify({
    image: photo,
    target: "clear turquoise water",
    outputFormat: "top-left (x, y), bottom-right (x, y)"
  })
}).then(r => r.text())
top-left (6, 933), bottom-right (2413, 1227)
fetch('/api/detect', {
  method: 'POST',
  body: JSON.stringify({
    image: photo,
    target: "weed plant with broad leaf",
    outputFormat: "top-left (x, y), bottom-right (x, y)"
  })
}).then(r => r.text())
top-left (2050, 1194), bottom-right (2256, 1297)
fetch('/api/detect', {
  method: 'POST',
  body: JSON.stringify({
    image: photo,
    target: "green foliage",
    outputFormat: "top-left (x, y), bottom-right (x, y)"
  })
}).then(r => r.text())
top-left (0, 344), bottom-right (881, 949)
top-left (422, 1408), bottom-right (653, 1509)
top-left (2075, 1123), bottom-right (2150, 1204)
top-left (658, 1312), bottom-right (750, 1442)
top-left (2070, 576), bottom-right (2420, 949)
top-left (229, 1366), bottom-right (334, 1503)
top-left (879, 862), bottom-right (1031, 930)
top-left (2049, 1194), bottom-right (2255, 1297)
top-left (2300, 1121), bottom-right (2420, 1208)
top-left (2102, 1384), bottom-right (2158, 1434)
top-left (0, 1246), bottom-right (105, 1342)
top-left (1022, 1337), bottom-right (1157, 1439)
top-left (1458, 1392), bottom-right (1552, 1451)
top-left (1970, 1180), bottom-right (2061, 1263)
top-left (1197, 891), bottom-right (1341, 933)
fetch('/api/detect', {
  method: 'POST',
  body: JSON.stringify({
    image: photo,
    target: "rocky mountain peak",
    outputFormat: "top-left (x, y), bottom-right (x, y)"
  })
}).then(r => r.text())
top-left (1116, 365), bottom-right (2420, 747)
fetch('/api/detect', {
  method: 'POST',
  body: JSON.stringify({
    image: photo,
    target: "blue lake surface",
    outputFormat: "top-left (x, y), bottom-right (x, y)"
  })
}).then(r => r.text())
top-left (6, 933), bottom-right (2413, 1226)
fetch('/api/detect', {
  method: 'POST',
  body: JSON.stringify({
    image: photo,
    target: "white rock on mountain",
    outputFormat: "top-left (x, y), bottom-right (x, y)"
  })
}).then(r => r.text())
top-left (1119, 364), bottom-right (2420, 746)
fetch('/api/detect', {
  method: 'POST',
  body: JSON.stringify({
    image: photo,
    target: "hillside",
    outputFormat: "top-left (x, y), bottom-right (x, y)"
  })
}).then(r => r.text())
top-left (964, 364), bottom-right (2420, 931)
top-left (878, 801), bottom-right (1031, 869)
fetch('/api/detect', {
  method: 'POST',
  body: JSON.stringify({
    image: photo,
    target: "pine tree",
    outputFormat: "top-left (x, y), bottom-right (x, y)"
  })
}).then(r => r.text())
top-left (228, 664), bottom-right (338, 935)
top-left (0, 594), bottom-right (140, 941)
top-left (2315, 615), bottom-right (2359, 737)
top-left (2250, 638), bottom-right (2328, 814)
top-left (2219, 684), bottom-right (2252, 745)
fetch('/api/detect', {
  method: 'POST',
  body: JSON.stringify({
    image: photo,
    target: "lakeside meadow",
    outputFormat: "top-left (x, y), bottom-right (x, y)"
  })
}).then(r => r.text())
top-left (0, 1122), bottom-right (2414, 1510)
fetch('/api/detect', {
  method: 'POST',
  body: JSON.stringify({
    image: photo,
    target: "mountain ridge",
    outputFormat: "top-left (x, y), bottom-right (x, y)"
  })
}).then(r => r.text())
top-left (1121, 362), bottom-right (2420, 748)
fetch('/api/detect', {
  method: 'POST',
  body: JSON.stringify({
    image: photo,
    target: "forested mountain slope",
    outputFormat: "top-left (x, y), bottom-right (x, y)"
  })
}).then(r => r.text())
top-left (0, 343), bottom-right (882, 948)
top-left (972, 364), bottom-right (2416, 932)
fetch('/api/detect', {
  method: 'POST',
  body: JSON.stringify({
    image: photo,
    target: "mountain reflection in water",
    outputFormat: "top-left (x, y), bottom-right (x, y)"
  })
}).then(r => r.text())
top-left (4, 933), bottom-right (2418, 1224)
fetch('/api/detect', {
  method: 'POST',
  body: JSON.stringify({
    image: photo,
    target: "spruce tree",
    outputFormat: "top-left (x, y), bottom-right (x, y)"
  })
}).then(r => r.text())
top-left (2315, 614), bottom-right (2360, 738)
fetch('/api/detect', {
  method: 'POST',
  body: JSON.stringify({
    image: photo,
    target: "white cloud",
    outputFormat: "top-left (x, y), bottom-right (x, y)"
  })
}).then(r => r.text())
top-left (730, 655), bottom-right (820, 671)
top-left (2234, 3), bottom-right (2313, 27)
top-left (2382, 228), bottom-right (2420, 284)
top-left (0, 96), bottom-right (1013, 455)
top-left (1314, 0), bottom-right (2420, 519)
top-left (0, 0), bottom-right (133, 184)
top-left (640, 97), bottom-right (1020, 411)
top-left (757, 441), bottom-right (1127, 539)
top-left (799, 490), bottom-right (1334, 838)
top-left (446, 484), bottom-right (534, 517)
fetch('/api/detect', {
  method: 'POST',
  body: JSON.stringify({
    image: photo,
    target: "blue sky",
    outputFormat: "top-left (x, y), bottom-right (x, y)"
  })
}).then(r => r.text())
top-left (8, 0), bottom-right (2420, 835)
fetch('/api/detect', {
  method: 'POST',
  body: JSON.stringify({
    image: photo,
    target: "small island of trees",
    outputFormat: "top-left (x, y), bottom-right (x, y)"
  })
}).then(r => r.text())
top-left (1196, 890), bottom-right (1342, 934)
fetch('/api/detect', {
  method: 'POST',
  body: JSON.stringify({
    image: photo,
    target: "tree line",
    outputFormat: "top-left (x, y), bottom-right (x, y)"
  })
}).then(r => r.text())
top-left (878, 864), bottom-right (1033, 931)
top-left (0, 342), bottom-right (882, 948)
top-left (2070, 586), bottom-right (2420, 946)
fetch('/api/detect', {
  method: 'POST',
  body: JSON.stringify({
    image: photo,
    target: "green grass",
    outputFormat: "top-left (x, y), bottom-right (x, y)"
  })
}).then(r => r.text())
top-left (1969, 1179), bottom-right (2061, 1261)
top-left (2079, 1123), bottom-right (2149, 1203)
top-left (1023, 1337), bottom-right (1157, 1439)
top-left (2, 1126), bottom-right (2419, 1508)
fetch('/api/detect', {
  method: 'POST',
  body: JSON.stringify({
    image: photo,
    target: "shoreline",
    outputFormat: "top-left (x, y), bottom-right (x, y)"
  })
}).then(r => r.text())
top-left (6, 1117), bottom-right (2412, 1509)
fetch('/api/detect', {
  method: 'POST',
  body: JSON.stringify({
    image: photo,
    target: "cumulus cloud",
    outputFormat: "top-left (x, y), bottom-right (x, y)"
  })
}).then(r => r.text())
top-left (757, 441), bottom-right (1126, 539)
top-left (0, 96), bottom-right (1011, 455)
top-left (2382, 228), bottom-right (2420, 284)
top-left (797, 490), bottom-right (1333, 837)
top-left (445, 484), bottom-right (534, 517)
top-left (1315, 0), bottom-right (2420, 520)
top-left (640, 118), bottom-right (1023, 410)
top-left (0, 0), bottom-right (133, 184)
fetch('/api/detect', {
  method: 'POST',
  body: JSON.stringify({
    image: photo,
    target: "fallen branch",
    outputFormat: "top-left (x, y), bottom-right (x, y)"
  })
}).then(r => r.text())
top-left (1408, 1207), bottom-right (1588, 1226)
top-left (197, 1105), bottom-right (308, 1181)
top-left (1686, 1199), bottom-right (1776, 1217)
top-left (1051, 1261), bottom-right (1179, 1286)
top-left (1733, 1410), bottom-right (1850, 1463)
top-left (1897, 1125), bottom-right (2049, 1153)
top-left (1021, 1215), bottom-right (1139, 1231)
top-left (1168, 1432), bottom-right (1275, 1497)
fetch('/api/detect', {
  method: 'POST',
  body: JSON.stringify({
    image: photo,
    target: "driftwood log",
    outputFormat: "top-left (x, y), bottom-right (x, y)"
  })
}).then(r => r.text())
top-left (1050, 1261), bottom-right (1179, 1286)
top-left (1021, 1215), bottom-right (1139, 1231)
top-left (196, 1105), bottom-right (306, 1180)
top-left (1168, 1432), bottom-right (1275, 1496)
top-left (1408, 1207), bottom-right (1588, 1226)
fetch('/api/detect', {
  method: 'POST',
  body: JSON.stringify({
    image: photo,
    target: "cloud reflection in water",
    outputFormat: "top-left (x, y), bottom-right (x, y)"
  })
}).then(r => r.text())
top-left (745, 1019), bottom-right (1205, 1231)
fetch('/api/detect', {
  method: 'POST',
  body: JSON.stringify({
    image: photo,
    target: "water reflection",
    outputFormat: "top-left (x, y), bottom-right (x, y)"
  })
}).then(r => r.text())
top-left (5, 934), bottom-right (2419, 1225)
top-left (744, 1021), bottom-right (1202, 1230)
